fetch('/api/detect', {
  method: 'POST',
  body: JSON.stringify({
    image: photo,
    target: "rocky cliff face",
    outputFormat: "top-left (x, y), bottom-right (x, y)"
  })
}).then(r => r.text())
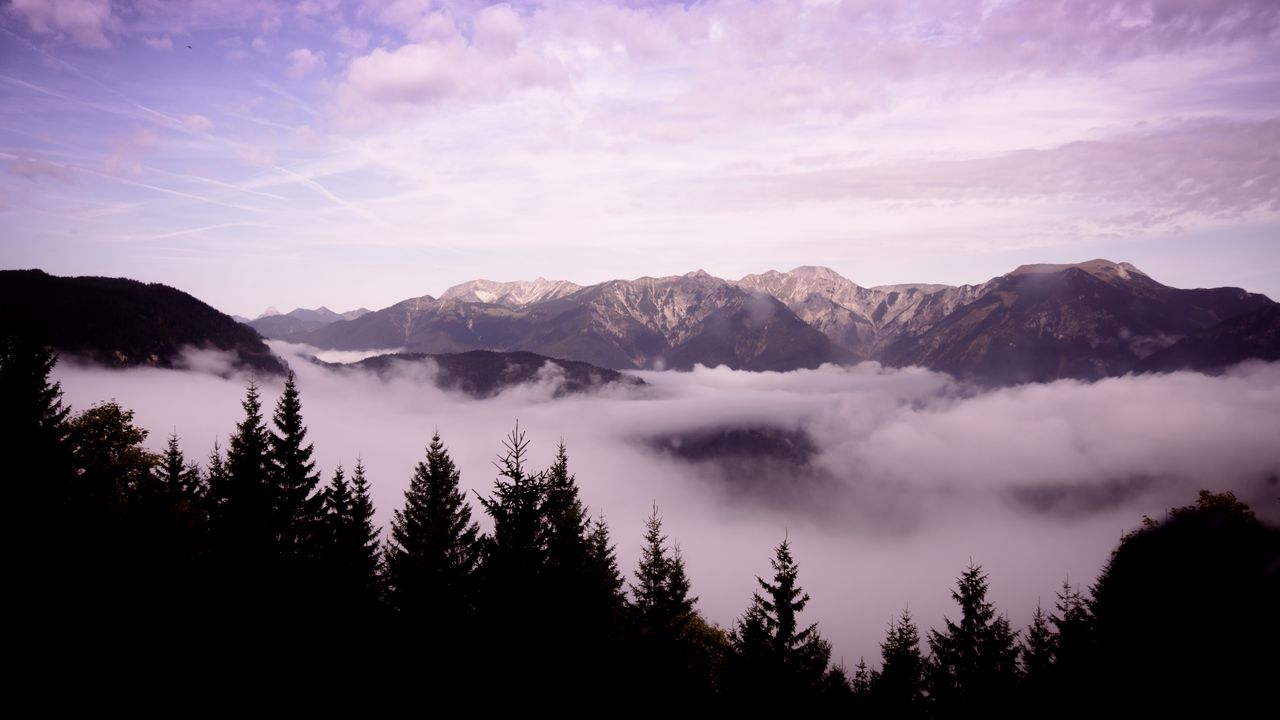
top-left (290, 260), bottom-right (1277, 382)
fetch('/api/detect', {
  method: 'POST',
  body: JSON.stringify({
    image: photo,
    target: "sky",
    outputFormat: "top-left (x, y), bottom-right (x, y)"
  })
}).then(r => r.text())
top-left (51, 345), bottom-right (1280, 668)
top-left (2, 0), bottom-right (1278, 317)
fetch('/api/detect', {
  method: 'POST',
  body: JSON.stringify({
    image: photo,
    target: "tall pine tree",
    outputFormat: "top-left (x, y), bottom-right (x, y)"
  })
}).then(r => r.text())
top-left (927, 563), bottom-right (1021, 719)
top-left (629, 505), bottom-right (713, 698)
top-left (631, 504), bottom-right (697, 643)
top-left (871, 609), bottom-right (927, 719)
top-left (728, 538), bottom-right (836, 705)
top-left (156, 431), bottom-right (203, 501)
top-left (538, 442), bottom-right (629, 671)
top-left (476, 422), bottom-right (549, 661)
top-left (387, 432), bottom-right (480, 627)
top-left (1018, 601), bottom-right (1056, 712)
top-left (268, 372), bottom-right (323, 558)
top-left (321, 460), bottom-right (382, 637)
top-left (214, 380), bottom-right (273, 558)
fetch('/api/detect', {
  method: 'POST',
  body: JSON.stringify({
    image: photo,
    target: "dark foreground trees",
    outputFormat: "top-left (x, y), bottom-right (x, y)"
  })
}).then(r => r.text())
top-left (727, 538), bottom-right (846, 707)
top-left (5, 343), bottom-right (1277, 707)
top-left (1090, 491), bottom-right (1280, 714)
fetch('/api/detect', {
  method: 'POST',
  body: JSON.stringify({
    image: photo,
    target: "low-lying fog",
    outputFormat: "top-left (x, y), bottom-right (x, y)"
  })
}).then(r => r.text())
top-left (53, 342), bottom-right (1280, 666)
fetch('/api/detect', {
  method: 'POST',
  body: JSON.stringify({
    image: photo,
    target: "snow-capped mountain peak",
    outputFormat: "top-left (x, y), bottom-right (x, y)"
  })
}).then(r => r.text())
top-left (439, 278), bottom-right (582, 308)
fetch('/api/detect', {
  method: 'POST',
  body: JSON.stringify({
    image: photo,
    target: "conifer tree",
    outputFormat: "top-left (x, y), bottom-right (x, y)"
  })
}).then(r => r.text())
top-left (476, 422), bottom-right (549, 659)
top-left (204, 440), bottom-right (227, 512)
top-left (217, 381), bottom-right (272, 546)
top-left (1, 335), bottom-right (72, 511)
top-left (631, 504), bottom-right (697, 640)
top-left (1021, 602), bottom-right (1055, 681)
top-left (347, 459), bottom-right (381, 599)
top-left (852, 657), bottom-right (872, 697)
top-left (156, 431), bottom-right (203, 500)
top-left (478, 422), bottom-right (546, 581)
top-left (542, 441), bottom-right (590, 585)
top-left (629, 505), bottom-right (706, 697)
top-left (728, 538), bottom-right (834, 703)
top-left (1051, 580), bottom-right (1093, 681)
top-left (322, 460), bottom-right (382, 614)
top-left (538, 443), bottom-right (629, 672)
top-left (210, 378), bottom-right (276, 627)
top-left (871, 609), bottom-right (927, 719)
top-left (1018, 601), bottom-right (1056, 711)
top-left (324, 464), bottom-right (352, 540)
top-left (927, 563), bottom-right (1020, 718)
top-left (586, 514), bottom-right (626, 608)
top-left (268, 372), bottom-right (323, 557)
top-left (387, 432), bottom-right (480, 624)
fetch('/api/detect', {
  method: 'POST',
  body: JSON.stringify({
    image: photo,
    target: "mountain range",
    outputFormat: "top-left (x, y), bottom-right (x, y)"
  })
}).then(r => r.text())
top-left (4, 261), bottom-right (1276, 387)
top-left (265, 260), bottom-right (1278, 384)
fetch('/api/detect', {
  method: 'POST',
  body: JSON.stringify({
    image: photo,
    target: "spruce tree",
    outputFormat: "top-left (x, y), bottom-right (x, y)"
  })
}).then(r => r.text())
top-left (871, 609), bottom-right (926, 719)
top-left (208, 380), bottom-right (276, 654)
top-left (387, 432), bottom-right (480, 626)
top-left (478, 422), bottom-right (546, 581)
top-left (1018, 601), bottom-right (1056, 711)
top-left (630, 505), bottom-right (715, 698)
top-left (322, 460), bottom-right (382, 617)
top-left (268, 372), bottom-right (323, 557)
top-left (1051, 580), bottom-right (1093, 684)
top-left (631, 504), bottom-right (697, 641)
top-left (586, 514), bottom-right (626, 610)
top-left (215, 380), bottom-right (273, 556)
top-left (541, 441), bottom-right (590, 587)
top-left (927, 563), bottom-right (1020, 718)
top-left (347, 459), bottom-right (381, 601)
top-left (539, 443), bottom-right (629, 675)
top-left (0, 335), bottom-right (72, 511)
top-left (728, 538), bottom-right (834, 704)
top-left (204, 440), bottom-right (227, 514)
top-left (476, 422), bottom-right (549, 659)
top-left (157, 431), bottom-right (203, 500)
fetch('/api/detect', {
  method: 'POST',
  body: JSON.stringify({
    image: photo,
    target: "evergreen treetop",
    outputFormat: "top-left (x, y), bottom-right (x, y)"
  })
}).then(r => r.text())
top-left (387, 431), bottom-right (480, 619)
top-left (269, 372), bottom-right (323, 555)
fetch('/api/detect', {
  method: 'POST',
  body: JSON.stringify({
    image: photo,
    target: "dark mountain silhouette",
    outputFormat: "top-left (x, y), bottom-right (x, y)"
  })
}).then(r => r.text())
top-left (0, 269), bottom-right (284, 374)
top-left (324, 350), bottom-right (645, 398)
top-left (881, 261), bottom-right (1275, 384)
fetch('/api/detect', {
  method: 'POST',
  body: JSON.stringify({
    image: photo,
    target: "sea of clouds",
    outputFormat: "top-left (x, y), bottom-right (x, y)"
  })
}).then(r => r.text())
top-left (53, 342), bottom-right (1280, 665)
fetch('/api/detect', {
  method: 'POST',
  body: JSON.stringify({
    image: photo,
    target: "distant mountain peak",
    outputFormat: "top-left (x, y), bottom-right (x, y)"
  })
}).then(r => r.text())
top-left (256, 306), bottom-right (281, 319)
top-left (439, 277), bottom-right (582, 308)
top-left (1009, 259), bottom-right (1150, 283)
top-left (787, 265), bottom-right (845, 279)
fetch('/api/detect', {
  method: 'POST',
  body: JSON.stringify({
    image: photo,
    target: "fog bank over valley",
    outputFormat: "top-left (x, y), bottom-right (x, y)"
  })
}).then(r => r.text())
top-left (53, 342), bottom-right (1280, 664)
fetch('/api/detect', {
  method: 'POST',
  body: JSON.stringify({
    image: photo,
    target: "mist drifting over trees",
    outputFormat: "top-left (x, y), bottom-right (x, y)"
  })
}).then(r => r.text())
top-left (7, 335), bottom-right (1277, 710)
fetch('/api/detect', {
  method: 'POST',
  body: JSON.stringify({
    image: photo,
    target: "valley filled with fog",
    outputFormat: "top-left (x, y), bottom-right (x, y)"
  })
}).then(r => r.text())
top-left (51, 343), bottom-right (1280, 665)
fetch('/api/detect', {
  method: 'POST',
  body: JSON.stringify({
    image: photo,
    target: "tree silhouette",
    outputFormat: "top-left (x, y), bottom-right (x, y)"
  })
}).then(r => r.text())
top-left (156, 431), bottom-right (203, 501)
top-left (927, 563), bottom-right (1020, 718)
top-left (269, 372), bottom-right (323, 558)
top-left (387, 432), bottom-right (480, 632)
top-left (871, 609), bottom-right (927, 719)
top-left (729, 537), bottom-right (836, 705)
top-left (1091, 491), bottom-right (1279, 714)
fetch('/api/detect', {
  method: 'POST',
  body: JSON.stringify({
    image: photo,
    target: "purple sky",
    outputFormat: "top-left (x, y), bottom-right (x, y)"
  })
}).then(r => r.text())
top-left (2, 0), bottom-right (1278, 316)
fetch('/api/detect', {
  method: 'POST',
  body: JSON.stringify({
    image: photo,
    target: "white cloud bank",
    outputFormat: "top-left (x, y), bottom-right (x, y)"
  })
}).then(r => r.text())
top-left (51, 345), bottom-right (1280, 665)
